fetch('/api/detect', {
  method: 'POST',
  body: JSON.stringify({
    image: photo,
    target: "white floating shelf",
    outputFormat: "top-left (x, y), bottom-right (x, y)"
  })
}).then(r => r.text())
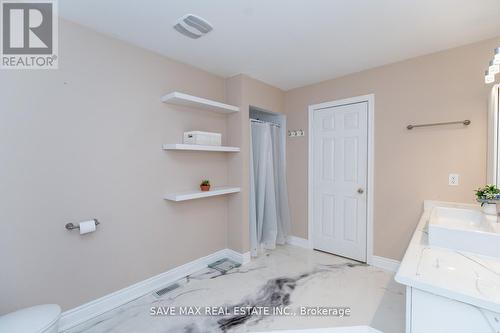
top-left (161, 92), bottom-right (239, 114)
top-left (162, 144), bottom-right (240, 152)
top-left (164, 186), bottom-right (241, 202)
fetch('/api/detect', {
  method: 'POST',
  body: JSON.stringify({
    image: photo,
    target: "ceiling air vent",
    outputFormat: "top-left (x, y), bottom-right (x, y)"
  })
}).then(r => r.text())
top-left (174, 14), bottom-right (213, 39)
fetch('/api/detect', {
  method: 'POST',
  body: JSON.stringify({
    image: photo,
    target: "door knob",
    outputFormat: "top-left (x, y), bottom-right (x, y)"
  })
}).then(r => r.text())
top-left (357, 188), bottom-right (364, 194)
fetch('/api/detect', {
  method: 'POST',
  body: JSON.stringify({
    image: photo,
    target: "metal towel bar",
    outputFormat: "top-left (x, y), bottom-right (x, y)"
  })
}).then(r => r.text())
top-left (406, 120), bottom-right (471, 130)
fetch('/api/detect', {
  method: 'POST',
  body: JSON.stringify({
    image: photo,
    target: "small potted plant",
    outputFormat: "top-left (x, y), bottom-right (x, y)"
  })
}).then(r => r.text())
top-left (200, 179), bottom-right (211, 191)
top-left (475, 184), bottom-right (500, 215)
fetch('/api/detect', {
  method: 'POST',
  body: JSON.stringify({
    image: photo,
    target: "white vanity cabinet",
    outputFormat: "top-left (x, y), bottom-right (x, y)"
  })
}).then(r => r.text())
top-left (406, 286), bottom-right (500, 333)
top-left (396, 201), bottom-right (500, 333)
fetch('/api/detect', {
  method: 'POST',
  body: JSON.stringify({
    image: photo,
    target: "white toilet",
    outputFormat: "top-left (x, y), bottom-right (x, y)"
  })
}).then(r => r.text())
top-left (0, 304), bottom-right (61, 333)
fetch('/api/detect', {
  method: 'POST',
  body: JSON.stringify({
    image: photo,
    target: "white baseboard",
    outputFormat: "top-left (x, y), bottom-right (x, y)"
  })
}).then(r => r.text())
top-left (59, 248), bottom-right (250, 331)
top-left (370, 255), bottom-right (400, 272)
top-left (285, 238), bottom-right (399, 274)
top-left (286, 236), bottom-right (311, 249)
top-left (224, 248), bottom-right (251, 265)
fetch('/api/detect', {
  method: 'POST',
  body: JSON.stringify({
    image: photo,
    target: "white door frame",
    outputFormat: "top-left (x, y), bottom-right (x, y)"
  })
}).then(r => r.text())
top-left (308, 94), bottom-right (375, 264)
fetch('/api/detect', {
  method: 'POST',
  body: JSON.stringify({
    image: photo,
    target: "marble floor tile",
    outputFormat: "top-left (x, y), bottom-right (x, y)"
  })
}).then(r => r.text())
top-left (64, 245), bottom-right (405, 333)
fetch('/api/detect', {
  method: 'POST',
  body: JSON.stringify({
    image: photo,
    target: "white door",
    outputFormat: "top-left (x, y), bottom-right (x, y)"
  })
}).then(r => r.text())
top-left (312, 102), bottom-right (368, 262)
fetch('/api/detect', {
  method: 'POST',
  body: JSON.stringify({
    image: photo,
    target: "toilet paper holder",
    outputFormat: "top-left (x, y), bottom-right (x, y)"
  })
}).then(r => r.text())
top-left (65, 219), bottom-right (100, 230)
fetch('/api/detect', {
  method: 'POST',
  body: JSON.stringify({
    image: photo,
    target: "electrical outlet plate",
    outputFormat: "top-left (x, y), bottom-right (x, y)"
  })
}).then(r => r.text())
top-left (449, 174), bottom-right (459, 186)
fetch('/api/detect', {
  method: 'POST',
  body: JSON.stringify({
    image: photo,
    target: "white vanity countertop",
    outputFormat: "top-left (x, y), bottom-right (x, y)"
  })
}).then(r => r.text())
top-left (395, 200), bottom-right (500, 313)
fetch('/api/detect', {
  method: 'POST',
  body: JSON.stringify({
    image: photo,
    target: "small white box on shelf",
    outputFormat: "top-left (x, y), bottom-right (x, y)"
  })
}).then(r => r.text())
top-left (183, 131), bottom-right (221, 146)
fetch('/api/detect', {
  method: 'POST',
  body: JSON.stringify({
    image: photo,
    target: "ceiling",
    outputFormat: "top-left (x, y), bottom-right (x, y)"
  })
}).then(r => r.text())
top-left (59, 0), bottom-right (500, 90)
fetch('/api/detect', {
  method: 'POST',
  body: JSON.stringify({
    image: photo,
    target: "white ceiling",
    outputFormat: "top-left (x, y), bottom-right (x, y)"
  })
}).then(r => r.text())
top-left (59, 0), bottom-right (500, 90)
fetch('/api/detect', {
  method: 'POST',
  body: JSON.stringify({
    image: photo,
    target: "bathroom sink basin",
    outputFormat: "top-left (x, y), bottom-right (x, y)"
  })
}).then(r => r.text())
top-left (428, 206), bottom-right (500, 259)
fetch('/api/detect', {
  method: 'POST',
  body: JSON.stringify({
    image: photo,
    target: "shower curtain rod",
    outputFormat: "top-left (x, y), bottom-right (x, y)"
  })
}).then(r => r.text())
top-left (250, 118), bottom-right (281, 127)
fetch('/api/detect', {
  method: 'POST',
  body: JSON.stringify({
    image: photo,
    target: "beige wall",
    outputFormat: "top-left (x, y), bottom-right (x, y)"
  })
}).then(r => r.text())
top-left (225, 74), bottom-right (285, 253)
top-left (284, 36), bottom-right (500, 260)
top-left (0, 20), bottom-right (231, 313)
top-left (0, 20), bottom-right (287, 314)
top-left (1, 14), bottom-right (497, 315)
